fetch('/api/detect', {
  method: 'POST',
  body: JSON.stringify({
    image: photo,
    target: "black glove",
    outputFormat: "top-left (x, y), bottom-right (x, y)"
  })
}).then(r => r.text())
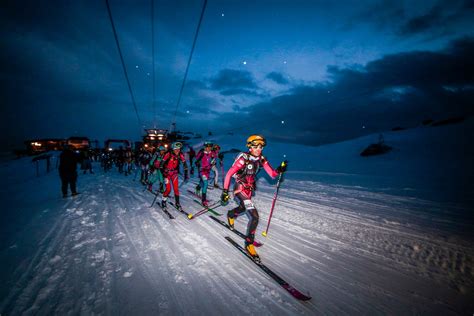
top-left (220, 189), bottom-right (230, 205)
top-left (276, 160), bottom-right (288, 173)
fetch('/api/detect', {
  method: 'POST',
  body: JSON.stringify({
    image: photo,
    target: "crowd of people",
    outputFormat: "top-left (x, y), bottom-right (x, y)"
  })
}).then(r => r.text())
top-left (58, 135), bottom-right (286, 259)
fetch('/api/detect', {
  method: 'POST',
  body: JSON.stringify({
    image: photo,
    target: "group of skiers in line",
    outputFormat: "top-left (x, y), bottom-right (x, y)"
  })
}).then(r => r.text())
top-left (99, 147), bottom-right (134, 175)
top-left (59, 134), bottom-right (287, 260)
top-left (141, 135), bottom-right (287, 260)
top-left (140, 141), bottom-right (224, 209)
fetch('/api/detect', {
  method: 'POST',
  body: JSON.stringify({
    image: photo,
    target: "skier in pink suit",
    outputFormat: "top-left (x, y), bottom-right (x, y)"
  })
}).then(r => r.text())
top-left (220, 135), bottom-right (286, 260)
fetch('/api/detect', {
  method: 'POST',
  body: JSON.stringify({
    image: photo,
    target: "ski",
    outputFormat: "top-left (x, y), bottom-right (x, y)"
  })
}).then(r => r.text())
top-left (144, 188), bottom-right (161, 196)
top-left (168, 201), bottom-right (190, 217)
top-left (187, 201), bottom-right (222, 219)
top-left (225, 236), bottom-right (311, 301)
top-left (210, 215), bottom-right (263, 247)
top-left (161, 206), bottom-right (175, 219)
top-left (187, 189), bottom-right (219, 206)
top-left (207, 182), bottom-right (221, 190)
top-left (154, 203), bottom-right (175, 219)
top-left (187, 189), bottom-right (203, 200)
top-left (192, 199), bottom-right (222, 216)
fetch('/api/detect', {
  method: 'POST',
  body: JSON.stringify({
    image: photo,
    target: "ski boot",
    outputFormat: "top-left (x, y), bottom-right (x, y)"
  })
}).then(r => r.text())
top-left (227, 211), bottom-right (235, 230)
top-left (201, 193), bottom-right (209, 207)
top-left (213, 183), bottom-right (220, 189)
top-left (160, 200), bottom-right (167, 209)
top-left (245, 240), bottom-right (260, 263)
top-left (195, 184), bottom-right (201, 196)
top-left (175, 196), bottom-right (183, 211)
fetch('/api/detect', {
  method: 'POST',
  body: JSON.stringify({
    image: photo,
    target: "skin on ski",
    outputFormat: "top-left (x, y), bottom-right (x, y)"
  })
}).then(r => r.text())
top-left (192, 199), bottom-right (222, 216)
top-left (210, 215), bottom-right (263, 247)
top-left (168, 201), bottom-right (190, 217)
top-left (225, 236), bottom-right (311, 301)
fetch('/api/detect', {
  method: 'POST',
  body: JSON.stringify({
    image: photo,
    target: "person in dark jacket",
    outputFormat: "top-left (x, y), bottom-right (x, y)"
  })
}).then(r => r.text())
top-left (59, 146), bottom-right (80, 197)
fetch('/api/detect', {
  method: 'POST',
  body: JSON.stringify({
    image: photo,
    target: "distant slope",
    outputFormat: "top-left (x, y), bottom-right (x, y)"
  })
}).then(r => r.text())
top-left (202, 117), bottom-right (474, 204)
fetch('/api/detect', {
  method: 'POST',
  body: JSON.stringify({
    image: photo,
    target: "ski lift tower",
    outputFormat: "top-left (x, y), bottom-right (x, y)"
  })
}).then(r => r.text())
top-left (143, 128), bottom-right (168, 151)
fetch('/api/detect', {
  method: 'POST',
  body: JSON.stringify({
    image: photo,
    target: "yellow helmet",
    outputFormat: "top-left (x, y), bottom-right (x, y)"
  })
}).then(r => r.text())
top-left (246, 135), bottom-right (266, 148)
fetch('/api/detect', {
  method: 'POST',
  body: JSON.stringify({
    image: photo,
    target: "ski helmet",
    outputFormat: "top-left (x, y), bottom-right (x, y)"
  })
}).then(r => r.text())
top-left (246, 135), bottom-right (266, 148)
top-left (204, 141), bottom-right (213, 147)
top-left (171, 142), bottom-right (183, 150)
top-left (158, 145), bottom-right (166, 151)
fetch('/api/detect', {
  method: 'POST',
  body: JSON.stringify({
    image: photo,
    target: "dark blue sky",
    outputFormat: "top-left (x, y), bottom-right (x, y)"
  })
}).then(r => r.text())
top-left (1, 0), bottom-right (473, 149)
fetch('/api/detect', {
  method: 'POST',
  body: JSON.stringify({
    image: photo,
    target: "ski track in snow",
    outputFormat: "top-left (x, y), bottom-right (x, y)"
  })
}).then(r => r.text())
top-left (1, 164), bottom-right (473, 315)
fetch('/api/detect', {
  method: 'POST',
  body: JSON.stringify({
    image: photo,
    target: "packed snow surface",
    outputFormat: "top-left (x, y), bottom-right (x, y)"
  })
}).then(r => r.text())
top-left (1, 119), bottom-right (473, 314)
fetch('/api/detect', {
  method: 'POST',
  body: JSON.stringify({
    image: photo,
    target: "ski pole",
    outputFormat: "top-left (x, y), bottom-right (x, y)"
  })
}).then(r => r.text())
top-left (188, 201), bottom-right (221, 219)
top-left (150, 190), bottom-right (160, 207)
top-left (262, 160), bottom-right (287, 237)
top-left (221, 161), bottom-right (224, 186)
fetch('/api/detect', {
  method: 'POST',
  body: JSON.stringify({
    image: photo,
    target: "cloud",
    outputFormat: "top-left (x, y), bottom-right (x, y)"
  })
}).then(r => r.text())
top-left (398, 0), bottom-right (474, 37)
top-left (342, 2), bottom-right (405, 32)
top-left (266, 72), bottom-right (289, 85)
top-left (185, 79), bottom-right (208, 91)
top-left (220, 88), bottom-right (261, 96)
top-left (209, 69), bottom-right (258, 91)
top-left (344, 0), bottom-right (474, 41)
top-left (213, 37), bottom-right (474, 146)
top-left (399, 3), bottom-right (444, 35)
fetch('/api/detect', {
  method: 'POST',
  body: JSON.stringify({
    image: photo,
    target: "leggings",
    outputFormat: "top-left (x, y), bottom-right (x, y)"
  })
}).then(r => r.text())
top-left (228, 188), bottom-right (258, 244)
top-left (163, 172), bottom-right (180, 199)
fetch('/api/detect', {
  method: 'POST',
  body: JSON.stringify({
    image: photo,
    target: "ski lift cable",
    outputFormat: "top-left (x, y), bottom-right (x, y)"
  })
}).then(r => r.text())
top-left (151, 0), bottom-right (157, 128)
top-left (170, 0), bottom-right (208, 131)
top-left (105, 0), bottom-right (143, 132)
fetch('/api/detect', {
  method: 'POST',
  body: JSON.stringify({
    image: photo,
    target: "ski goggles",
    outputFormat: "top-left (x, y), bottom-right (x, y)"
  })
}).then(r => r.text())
top-left (171, 142), bottom-right (183, 150)
top-left (250, 144), bottom-right (265, 150)
top-left (248, 139), bottom-right (266, 148)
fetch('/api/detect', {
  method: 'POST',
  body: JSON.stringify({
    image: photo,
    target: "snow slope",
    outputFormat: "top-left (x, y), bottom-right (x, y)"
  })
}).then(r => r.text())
top-left (1, 119), bottom-right (473, 315)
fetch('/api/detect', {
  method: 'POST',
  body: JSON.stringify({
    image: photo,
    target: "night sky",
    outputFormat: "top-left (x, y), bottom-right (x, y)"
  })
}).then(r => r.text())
top-left (1, 0), bottom-right (473, 149)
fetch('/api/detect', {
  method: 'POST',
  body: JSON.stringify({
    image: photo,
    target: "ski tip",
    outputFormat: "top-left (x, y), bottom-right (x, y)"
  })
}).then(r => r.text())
top-left (284, 285), bottom-right (312, 301)
top-left (187, 214), bottom-right (193, 219)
